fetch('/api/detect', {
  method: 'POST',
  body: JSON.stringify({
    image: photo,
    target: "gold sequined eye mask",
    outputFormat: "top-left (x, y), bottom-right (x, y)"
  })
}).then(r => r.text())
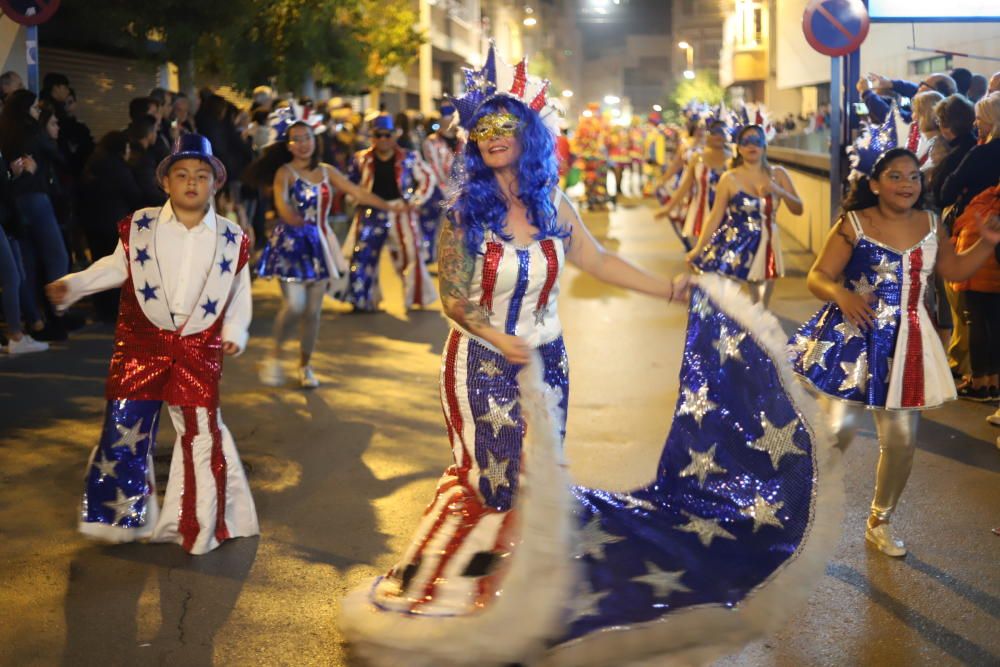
top-left (470, 112), bottom-right (521, 142)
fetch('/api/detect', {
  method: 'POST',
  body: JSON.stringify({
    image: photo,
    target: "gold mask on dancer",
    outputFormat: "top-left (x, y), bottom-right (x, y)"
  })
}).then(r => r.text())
top-left (469, 112), bottom-right (521, 142)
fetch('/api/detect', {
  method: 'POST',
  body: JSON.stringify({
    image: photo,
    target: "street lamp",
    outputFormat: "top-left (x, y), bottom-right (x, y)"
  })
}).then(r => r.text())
top-left (562, 89), bottom-right (574, 98)
top-left (604, 94), bottom-right (621, 105)
top-left (523, 6), bottom-right (537, 27)
top-left (653, 104), bottom-right (663, 112)
top-left (678, 41), bottom-right (695, 80)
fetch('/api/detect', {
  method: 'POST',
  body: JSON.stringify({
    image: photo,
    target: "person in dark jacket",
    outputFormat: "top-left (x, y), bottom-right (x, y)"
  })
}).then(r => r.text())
top-left (0, 89), bottom-right (70, 339)
top-left (940, 92), bottom-right (1000, 216)
top-left (930, 94), bottom-right (978, 213)
top-left (126, 115), bottom-right (167, 208)
top-left (858, 72), bottom-right (956, 124)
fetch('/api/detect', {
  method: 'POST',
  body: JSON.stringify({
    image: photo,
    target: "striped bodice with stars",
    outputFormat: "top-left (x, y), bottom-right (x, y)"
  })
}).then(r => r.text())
top-left (457, 231), bottom-right (566, 349)
top-left (790, 211), bottom-right (955, 410)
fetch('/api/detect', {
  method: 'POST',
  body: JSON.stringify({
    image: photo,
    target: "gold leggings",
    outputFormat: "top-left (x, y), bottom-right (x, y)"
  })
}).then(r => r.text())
top-left (821, 396), bottom-right (920, 522)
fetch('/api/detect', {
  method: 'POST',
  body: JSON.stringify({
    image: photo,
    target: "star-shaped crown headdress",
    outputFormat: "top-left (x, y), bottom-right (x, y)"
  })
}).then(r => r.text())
top-left (451, 41), bottom-right (551, 131)
top-left (267, 103), bottom-right (327, 146)
top-left (847, 103), bottom-right (910, 181)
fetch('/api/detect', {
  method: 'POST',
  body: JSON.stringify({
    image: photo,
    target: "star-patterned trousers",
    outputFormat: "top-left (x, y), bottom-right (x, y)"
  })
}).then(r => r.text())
top-left (347, 208), bottom-right (437, 312)
top-left (419, 186), bottom-right (445, 262)
top-left (367, 330), bottom-right (569, 617)
top-left (80, 399), bottom-right (259, 555)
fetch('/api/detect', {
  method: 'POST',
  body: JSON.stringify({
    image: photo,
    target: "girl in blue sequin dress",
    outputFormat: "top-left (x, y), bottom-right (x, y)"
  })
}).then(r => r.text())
top-left (688, 124), bottom-right (803, 308)
top-left (253, 119), bottom-right (403, 388)
top-left (790, 148), bottom-right (1000, 556)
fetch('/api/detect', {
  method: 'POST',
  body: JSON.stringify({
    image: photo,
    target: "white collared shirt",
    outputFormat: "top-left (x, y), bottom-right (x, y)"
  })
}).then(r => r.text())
top-left (154, 202), bottom-right (218, 320)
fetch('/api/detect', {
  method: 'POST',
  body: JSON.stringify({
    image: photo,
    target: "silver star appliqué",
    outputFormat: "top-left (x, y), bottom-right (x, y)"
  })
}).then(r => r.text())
top-left (481, 450), bottom-right (511, 495)
top-left (850, 274), bottom-right (877, 297)
top-left (723, 226), bottom-right (740, 243)
top-left (834, 320), bottom-right (864, 344)
top-left (678, 384), bottom-right (718, 427)
top-left (741, 493), bottom-right (785, 532)
top-left (678, 444), bottom-right (727, 486)
top-left (576, 515), bottom-right (625, 560)
top-left (873, 299), bottom-right (900, 330)
top-left (748, 412), bottom-right (805, 470)
top-left (477, 396), bottom-right (518, 437)
top-left (691, 292), bottom-right (715, 320)
top-left (110, 420), bottom-right (150, 455)
top-left (568, 585), bottom-right (611, 621)
top-left (533, 307), bottom-right (549, 326)
top-left (675, 511), bottom-right (736, 547)
top-left (103, 488), bottom-right (144, 526)
top-left (871, 255), bottom-right (900, 286)
top-left (93, 454), bottom-right (118, 481)
top-left (721, 249), bottom-right (741, 266)
top-left (838, 350), bottom-right (869, 392)
top-left (802, 339), bottom-right (835, 372)
top-left (631, 561), bottom-right (690, 598)
top-left (712, 326), bottom-right (746, 366)
top-left (789, 334), bottom-right (811, 359)
top-left (477, 359), bottom-right (504, 378)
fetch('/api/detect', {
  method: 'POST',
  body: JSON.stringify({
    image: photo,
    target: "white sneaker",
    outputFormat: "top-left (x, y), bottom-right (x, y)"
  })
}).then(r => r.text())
top-left (259, 358), bottom-right (285, 386)
top-left (8, 334), bottom-right (49, 355)
top-left (986, 408), bottom-right (1000, 427)
top-left (865, 522), bottom-right (906, 557)
top-left (299, 365), bottom-right (320, 389)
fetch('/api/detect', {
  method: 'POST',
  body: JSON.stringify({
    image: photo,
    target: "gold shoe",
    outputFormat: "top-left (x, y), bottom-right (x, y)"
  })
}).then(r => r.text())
top-left (865, 522), bottom-right (906, 557)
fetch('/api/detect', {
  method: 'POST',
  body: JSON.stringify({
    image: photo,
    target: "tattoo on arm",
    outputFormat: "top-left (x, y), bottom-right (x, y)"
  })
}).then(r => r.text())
top-left (438, 217), bottom-right (491, 333)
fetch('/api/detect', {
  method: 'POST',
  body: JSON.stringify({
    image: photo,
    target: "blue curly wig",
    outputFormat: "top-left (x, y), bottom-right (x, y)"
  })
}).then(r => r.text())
top-left (447, 96), bottom-right (568, 256)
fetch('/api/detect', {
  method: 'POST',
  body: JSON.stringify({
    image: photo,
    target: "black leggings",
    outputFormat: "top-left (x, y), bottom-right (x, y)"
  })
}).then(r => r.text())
top-left (965, 290), bottom-right (1000, 377)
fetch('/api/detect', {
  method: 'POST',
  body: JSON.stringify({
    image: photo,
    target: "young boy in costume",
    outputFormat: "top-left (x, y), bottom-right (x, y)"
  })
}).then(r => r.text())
top-left (47, 134), bottom-right (259, 555)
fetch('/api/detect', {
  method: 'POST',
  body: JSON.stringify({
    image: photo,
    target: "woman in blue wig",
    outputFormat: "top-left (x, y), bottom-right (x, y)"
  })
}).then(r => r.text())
top-left (341, 45), bottom-right (840, 667)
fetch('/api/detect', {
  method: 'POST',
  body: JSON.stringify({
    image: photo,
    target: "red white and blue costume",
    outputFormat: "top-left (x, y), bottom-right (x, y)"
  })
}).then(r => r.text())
top-left (341, 44), bottom-right (839, 666)
top-left (791, 211), bottom-right (954, 408)
top-left (421, 113), bottom-right (465, 261)
top-left (680, 157), bottom-right (724, 242)
top-left (346, 144), bottom-right (438, 310)
top-left (60, 203), bottom-right (258, 555)
top-left (692, 190), bottom-right (784, 283)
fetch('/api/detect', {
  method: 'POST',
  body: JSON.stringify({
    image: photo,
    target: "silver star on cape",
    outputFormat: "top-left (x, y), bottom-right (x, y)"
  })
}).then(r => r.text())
top-left (873, 299), bottom-right (900, 330)
top-left (675, 511), bottom-right (736, 547)
top-left (477, 359), bottom-right (504, 378)
top-left (850, 274), bottom-right (877, 297)
top-left (748, 412), bottom-right (805, 470)
top-left (721, 249), bottom-right (741, 266)
top-left (678, 444), bottom-right (727, 486)
top-left (712, 326), bottom-right (746, 366)
top-left (691, 292), bottom-right (715, 321)
top-left (568, 585), bottom-right (611, 621)
top-left (481, 450), bottom-right (511, 495)
top-left (802, 339), bottom-right (835, 372)
top-left (790, 334), bottom-right (811, 358)
top-left (838, 350), bottom-right (869, 392)
top-left (477, 396), bottom-right (518, 437)
top-left (871, 255), bottom-right (900, 286)
top-left (93, 454), bottom-right (118, 480)
top-left (110, 420), bottom-right (150, 455)
top-left (741, 493), bottom-right (785, 532)
top-left (576, 515), bottom-right (624, 560)
top-left (603, 492), bottom-right (657, 512)
top-left (631, 560), bottom-right (690, 597)
top-left (723, 226), bottom-right (740, 243)
top-left (834, 319), bottom-right (864, 344)
top-left (678, 384), bottom-right (718, 427)
top-left (103, 488), bottom-right (144, 525)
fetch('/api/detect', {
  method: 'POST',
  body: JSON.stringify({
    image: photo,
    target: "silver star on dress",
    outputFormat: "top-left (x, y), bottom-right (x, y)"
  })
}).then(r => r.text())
top-left (678, 384), bottom-right (718, 427)
top-left (533, 307), bottom-right (549, 326)
top-left (111, 420), bottom-right (150, 455)
top-left (850, 274), bottom-right (877, 297)
top-left (871, 255), bottom-right (900, 286)
top-left (93, 454), bottom-right (118, 480)
top-left (802, 339), bottom-right (835, 372)
top-left (482, 450), bottom-right (511, 495)
top-left (723, 226), bottom-right (740, 243)
top-left (741, 493), bottom-right (785, 533)
top-left (103, 488), bottom-right (144, 525)
top-left (748, 412), bottom-right (805, 470)
top-left (712, 326), bottom-right (746, 366)
top-left (477, 359), bottom-right (504, 378)
top-left (631, 561), bottom-right (690, 597)
top-left (477, 396), bottom-right (518, 437)
top-left (603, 492), bottom-right (657, 512)
top-left (678, 444), bottom-right (727, 486)
top-left (838, 350), bottom-right (869, 392)
top-left (873, 299), bottom-right (900, 330)
top-left (789, 334), bottom-right (811, 358)
top-left (834, 319), bottom-right (864, 344)
top-left (691, 292), bottom-right (715, 321)
top-left (568, 585), bottom-right (611, 621)
top-left (721, 249), bottom-right (741, 266)
top-left (577, 515), bottom-right (625, 560)
top-left (675, 511), bottom-right (736, 547)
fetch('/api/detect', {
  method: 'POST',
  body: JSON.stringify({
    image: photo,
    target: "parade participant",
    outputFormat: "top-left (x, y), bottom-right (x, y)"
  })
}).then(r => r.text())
top-left (790, 147), bottom-right (1000, 556)
top-left (655, 118), bottom-right (705, 249)
top-left (688, 124), bottom-right (803, 307)
top-left (573, 102), bottom-right (610, 210)
top-left (341, 44), bottom-right (839, 667)
top-left (625, 115), bottom-right (646, 198)
top-left (45, 134), bottom-right (259, 555)
top-left (656, 118), bottom-right (731, 247)
top-left (345, 114), bottom-right (438, 312)
top-left (252, 110), bottom-right (400, 388)
top-left (607, 125), bottom-right (630, 206)
top-left (421, 104), bottom-right (465, 261)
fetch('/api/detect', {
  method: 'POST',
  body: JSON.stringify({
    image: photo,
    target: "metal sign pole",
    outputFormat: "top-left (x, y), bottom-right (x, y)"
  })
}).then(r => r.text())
top-left (829, 55), bottom-right (842, 222)
top-left (26, 7), bottom-right (39, 94)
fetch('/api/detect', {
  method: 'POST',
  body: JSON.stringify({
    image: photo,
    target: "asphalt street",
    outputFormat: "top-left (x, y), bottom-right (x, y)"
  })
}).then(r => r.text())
top-left (1, 202), bottom-right (997, 667)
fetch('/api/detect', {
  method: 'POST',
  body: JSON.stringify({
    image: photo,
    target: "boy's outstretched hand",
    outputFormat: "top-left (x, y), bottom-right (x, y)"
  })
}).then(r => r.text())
top-left (45, 280), bottom-right (69, 306)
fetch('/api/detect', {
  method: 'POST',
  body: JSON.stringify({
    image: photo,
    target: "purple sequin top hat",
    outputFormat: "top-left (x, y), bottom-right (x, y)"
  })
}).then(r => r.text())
top-left (440, 103), bottom-right (456, 117)
top-left (156, 133), bottom-right (227, 189)
top-left (371, 114), bottom-right (395, 131)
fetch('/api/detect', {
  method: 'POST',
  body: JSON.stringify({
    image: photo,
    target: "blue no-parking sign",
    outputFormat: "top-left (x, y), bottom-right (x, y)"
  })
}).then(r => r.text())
top-left (802, 0), bottom-right (870, 57)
